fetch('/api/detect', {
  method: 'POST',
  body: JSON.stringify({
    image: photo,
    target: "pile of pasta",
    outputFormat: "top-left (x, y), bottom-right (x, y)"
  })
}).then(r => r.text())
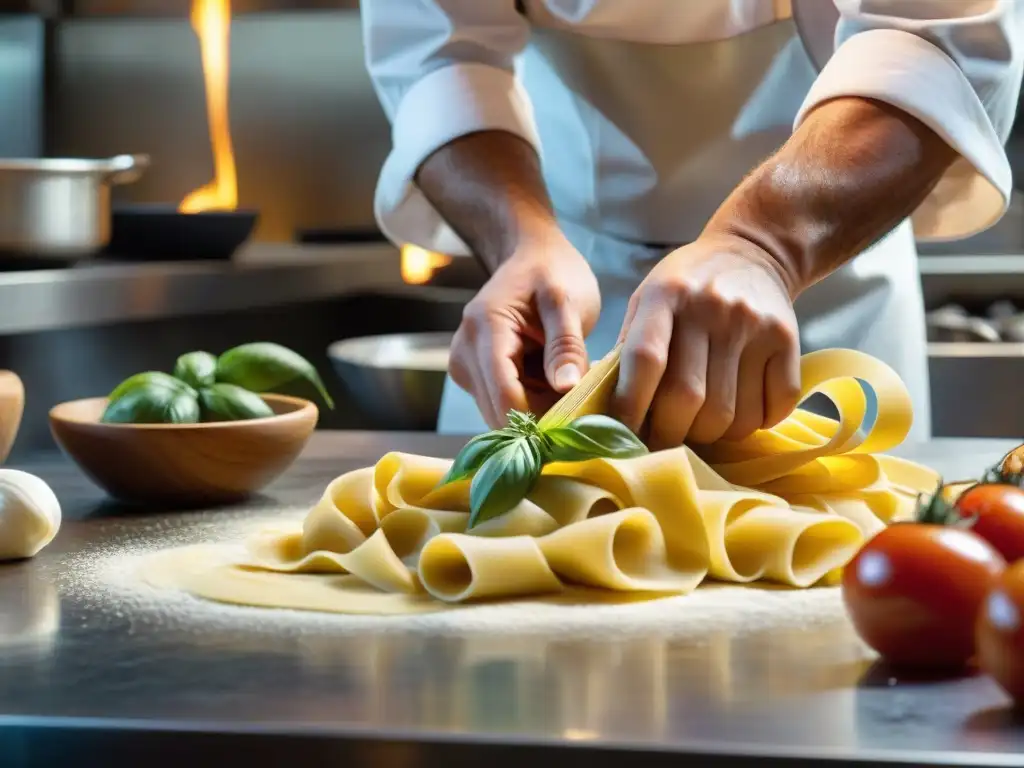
top-left (141, 348), bottom-right (941, 615)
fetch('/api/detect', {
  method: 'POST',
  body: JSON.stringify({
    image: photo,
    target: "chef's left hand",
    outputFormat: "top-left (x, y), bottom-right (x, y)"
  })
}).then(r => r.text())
top-left (611, 233), bottom-right (802, 449)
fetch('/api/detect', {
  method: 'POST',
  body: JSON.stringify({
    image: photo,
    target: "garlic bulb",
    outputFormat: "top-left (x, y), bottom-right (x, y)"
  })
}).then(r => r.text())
top-left (0, 469), bottom-right (61, 561)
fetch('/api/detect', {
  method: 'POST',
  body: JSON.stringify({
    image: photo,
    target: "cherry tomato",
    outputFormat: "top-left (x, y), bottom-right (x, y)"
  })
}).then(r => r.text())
top-left (977, 562), bottom-right (1024, 702)
top-left (842, 523), bottom-right (1005, 668)
top-left (955, 483), bottom-right (1024, 563)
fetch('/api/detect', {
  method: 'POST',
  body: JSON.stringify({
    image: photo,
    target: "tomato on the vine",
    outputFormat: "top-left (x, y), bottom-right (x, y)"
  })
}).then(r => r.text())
top-left (952, 483), bottom-right (1024, 563)
top-left (842, 523), bottom-right (1005, 668)
top-left (977, 561), bottom-right (1024, 702)
top-left (952, 452), bottom-right (1024, 564)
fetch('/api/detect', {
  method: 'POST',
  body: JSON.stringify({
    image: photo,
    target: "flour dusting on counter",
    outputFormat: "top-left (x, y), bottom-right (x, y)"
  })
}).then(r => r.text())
top-left (56, 504), bottom-right (851, 641)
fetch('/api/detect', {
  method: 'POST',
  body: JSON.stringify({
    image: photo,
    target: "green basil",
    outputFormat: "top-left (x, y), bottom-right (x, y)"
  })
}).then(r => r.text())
top-left (199, 383), bottom-right (275, 422)
top-left (545, 414), bottom-right (647, 462)
top-left (108, 371), bottom-right (194, 403)
top-left (467, 436), bottom-right (543, 529)
top-left (444, 409), bottom-right (645, 529)
top-left (173, 351), bottom-right (217, 389)
top-left (215, 342), bottom-right (334, 409)
top-left (507, 409), bottom-right (537, 434)
top-left (101, 384), bottom-right (201, 425)
top-left (441, 432), bottom-right (512, 486)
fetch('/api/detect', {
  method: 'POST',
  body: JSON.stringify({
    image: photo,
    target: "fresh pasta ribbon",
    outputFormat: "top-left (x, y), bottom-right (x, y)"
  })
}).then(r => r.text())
top-left (224, 347), bottom-right (939, 611)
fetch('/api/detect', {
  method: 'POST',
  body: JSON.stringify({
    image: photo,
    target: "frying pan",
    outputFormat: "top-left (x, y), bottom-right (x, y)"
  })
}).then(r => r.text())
top-left (103, 204), bottom-right (259, 261)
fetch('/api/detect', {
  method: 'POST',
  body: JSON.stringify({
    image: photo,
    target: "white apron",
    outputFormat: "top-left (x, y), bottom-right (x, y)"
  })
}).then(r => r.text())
top-left (436, 10), bottom-right (931, 441)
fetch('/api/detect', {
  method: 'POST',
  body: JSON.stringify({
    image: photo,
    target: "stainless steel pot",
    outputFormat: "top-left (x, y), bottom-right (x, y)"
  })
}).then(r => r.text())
top-left (0, 154), bottom-right (149, 258)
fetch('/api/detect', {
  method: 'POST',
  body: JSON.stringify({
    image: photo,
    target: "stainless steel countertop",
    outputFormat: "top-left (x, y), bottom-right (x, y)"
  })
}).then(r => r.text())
top-left (2, 432), bottom-right (1024, 768)
top-left (0, 243), bottom-right (418, 335)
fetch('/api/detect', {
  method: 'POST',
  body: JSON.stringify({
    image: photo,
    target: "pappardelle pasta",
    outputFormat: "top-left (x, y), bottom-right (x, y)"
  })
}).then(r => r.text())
top-left (139, 348), bottom-right (940, 615)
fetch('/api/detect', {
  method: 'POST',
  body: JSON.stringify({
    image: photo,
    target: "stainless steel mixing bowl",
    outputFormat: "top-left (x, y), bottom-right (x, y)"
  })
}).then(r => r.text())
top-left (327, 332), bottom-right (454, 431)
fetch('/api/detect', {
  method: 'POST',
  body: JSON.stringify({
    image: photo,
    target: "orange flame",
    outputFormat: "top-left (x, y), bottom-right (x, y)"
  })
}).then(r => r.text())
top-left (179, 0), bottom-right (237, 213)
top-left (400, 245), bottom-right (451, 284)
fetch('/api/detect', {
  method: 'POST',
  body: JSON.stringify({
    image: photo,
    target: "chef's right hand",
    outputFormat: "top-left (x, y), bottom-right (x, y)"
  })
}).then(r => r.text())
top-left (449, 237), bottom-right (601, 428)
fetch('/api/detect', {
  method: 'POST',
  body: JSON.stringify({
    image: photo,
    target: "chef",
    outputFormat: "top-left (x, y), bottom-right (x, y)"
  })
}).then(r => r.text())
top-left (361, 1), bottom-right (1022, 445)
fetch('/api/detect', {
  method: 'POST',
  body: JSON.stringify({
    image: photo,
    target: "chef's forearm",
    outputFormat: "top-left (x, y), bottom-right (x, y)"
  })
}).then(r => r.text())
top-left (415, 130), bottom-right (561, 273)
top-left (703, 96), bottom-right (958, 298)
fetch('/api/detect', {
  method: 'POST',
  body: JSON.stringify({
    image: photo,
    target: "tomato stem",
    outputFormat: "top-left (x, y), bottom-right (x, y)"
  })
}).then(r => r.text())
top-left (978, 445), bottom-right (1024, 488)
top-left (915, 479), bottom-right (963, 526)
top-left (909, 445), bottom-right (1024, 528)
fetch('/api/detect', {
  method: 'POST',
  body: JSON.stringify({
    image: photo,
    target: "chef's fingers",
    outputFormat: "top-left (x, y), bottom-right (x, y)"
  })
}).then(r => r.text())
top-left (448, 330), bottom-right (501, 428)
top-left (611, 297), bottom-right (672, 433)
top-left (461, 349), bottom-right (502, 429)
top-left (521, 346), bottom-right (549, 392)
top-left (536, 285), bottom-right (588, 393)
top-left (515, 347), bottom-right (559, 416)
top-left (762, 347), bottom-right (802, 429)
top-left (446, 327), bottom-right (476, 397)
top-left (688, 334), bottom-right (742, 445)
top-left (478, 322), bottom-right (531, 425)
top-left (648, 324), bottom-right (708, 450)
top-left (473, 370), bottom-right (504, 429)
top-left (616, 293), bottom-right (639, 345)
top-left (721, 343), bottom-right (770, 441)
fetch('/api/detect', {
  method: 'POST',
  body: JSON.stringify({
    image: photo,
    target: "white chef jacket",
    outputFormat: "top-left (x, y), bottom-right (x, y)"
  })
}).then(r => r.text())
top-left (361, 0), bottom-right (1023, 438)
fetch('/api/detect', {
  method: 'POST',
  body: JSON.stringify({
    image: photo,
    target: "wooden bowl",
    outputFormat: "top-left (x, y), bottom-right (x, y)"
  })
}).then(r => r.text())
top-left (0, 371), bottom-right (24, 464)
top-left (49, 394), bottom-right (317, 507)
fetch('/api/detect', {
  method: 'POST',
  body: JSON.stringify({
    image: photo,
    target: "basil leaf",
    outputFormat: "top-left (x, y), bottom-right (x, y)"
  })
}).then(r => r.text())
top-left (527, 432), bottom-right (544, 468)
top-left (199, 383), bottom-right (275, 422)
top-left (507, 409), bottom-right (539, 435)
top-left (101, 384), bottom-right (201, 424)
top-left (440, 432), bottom-right (511, 486)
top-left (108, 371), bottom-right (194, 403)
top-left (173, 351), bottom-right (217, 389)
top-left (216, 342), bottom-right (335, 409)
top-left (544, 414), bottom-right (647, 462)
top-left (467, 437), bottom-right (542, 528)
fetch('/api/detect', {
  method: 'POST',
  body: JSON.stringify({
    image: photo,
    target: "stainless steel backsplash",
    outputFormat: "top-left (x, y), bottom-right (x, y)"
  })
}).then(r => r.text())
top-left (47, 11), bottom-right (389, 241)
top-left (27, 9), bottom-right (1024, 249)
top-left (0, 16), bottom-right (44, 159)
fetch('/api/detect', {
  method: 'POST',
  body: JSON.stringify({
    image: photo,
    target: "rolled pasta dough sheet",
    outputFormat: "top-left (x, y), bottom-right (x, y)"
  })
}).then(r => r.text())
top-left (139, 348), bottom-right (941, 617)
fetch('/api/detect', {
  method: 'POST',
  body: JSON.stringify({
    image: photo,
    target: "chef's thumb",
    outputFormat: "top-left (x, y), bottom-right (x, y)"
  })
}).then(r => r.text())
top-left (537, 290), bottom-right (587, 393)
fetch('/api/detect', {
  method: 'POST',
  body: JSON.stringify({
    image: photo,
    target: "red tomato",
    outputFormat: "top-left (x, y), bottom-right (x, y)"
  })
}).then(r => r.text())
top-left (955, 484), bottom-right (1024, 563)
top-left (842, 523), bottom-right (1005, 668)
top-left (977, 562), bottom-right (1024, 702)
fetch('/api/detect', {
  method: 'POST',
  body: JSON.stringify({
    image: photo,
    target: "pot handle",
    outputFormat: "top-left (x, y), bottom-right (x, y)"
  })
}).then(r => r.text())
top-left (101, 154), bottom-right (151, 185)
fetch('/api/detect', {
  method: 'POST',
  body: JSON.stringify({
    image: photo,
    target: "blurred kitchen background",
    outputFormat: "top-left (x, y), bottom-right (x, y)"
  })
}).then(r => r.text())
top-left (0, 0), bottom-right (1023, 457)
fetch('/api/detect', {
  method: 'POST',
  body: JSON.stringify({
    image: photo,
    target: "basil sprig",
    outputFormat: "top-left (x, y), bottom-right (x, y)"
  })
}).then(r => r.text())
top-left (469, 435), bottom-right (544, 527)
top-left (100, 342), bottom-right (334, 425)
top-left (199, 383), bottom-right (275, 421)
top-left (173, 351), bottom-right (217, 389)
top-left (545, 414), bottom-right (649, 462)
top-left (441, 410), bottom-right (646, 529)
top-left (216, 342), bottom-right (334, 410)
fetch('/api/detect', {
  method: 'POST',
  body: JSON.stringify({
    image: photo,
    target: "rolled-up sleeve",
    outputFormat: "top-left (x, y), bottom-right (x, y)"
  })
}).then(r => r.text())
top-left (362, 1), bottom-right (537, 255)
top-left (795, 0), bottom-right (1024, 241)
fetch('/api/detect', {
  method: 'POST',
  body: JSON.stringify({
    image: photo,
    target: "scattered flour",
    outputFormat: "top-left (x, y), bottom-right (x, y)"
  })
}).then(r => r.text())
top-left (55, 505), bottom-right (853, 641)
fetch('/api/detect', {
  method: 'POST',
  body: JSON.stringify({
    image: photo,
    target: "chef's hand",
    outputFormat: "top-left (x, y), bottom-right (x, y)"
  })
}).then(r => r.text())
top-left (611, 233), bottom-right (801, 449)
top-left (449, 237), bottom-right (601, 428)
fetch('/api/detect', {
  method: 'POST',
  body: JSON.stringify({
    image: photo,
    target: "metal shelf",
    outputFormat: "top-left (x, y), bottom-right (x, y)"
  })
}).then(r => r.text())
top-left (929, 341), bottom-right (1024, 357)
